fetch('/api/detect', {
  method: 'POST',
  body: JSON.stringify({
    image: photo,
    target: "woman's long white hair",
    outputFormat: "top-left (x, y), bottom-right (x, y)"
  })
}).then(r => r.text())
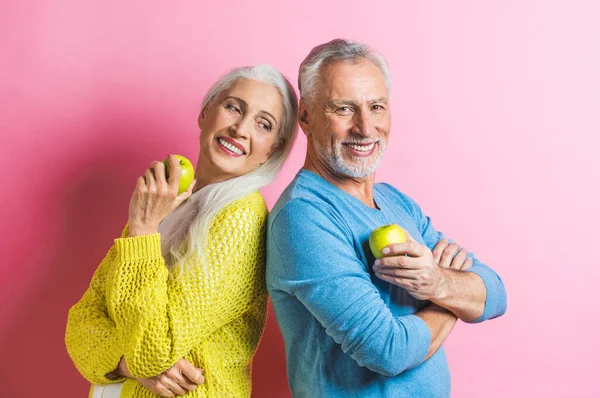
top-left (158, 65), bottom-right (298, 274)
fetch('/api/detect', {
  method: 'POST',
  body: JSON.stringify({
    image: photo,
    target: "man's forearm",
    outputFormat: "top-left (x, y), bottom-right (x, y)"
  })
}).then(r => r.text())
top-left (432, 269), bottom-right (486, 322)
top-left (415, 303), bottom-right (457, 361)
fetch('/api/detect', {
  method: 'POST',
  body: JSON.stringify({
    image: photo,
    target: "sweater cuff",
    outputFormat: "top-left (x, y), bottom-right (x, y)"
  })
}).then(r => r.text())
top-left (96, 340), bottom-right (126, 383)
top-left (466, 265), bottom-right (507, 323)
top-left (114, 234), bottom-right (162, 262)
top-left (400, 314), bottom-right (432, 369)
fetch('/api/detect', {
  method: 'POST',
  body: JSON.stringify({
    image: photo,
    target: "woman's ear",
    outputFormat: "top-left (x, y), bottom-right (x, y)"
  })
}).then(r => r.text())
top-left (198, 108), bottom-right (206, 129)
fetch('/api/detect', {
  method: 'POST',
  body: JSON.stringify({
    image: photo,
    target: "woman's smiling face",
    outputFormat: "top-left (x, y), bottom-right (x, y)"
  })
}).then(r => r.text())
top-left (197, 79), bottom-right (284, 186)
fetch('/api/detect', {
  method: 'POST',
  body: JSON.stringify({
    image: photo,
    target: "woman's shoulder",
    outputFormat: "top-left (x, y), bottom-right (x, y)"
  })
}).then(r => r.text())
top-left (219, 191), bottom-right (268, 219)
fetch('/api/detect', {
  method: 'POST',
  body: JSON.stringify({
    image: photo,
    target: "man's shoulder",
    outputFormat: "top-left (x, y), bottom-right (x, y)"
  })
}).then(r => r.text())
top-left (375, 182), bottom-right (415, 203)
top-left (270, 171), bottom-right (339, 220)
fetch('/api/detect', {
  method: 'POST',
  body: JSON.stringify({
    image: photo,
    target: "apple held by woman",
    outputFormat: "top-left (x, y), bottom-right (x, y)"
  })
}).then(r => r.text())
top-left (163, 154), bottom-right (195, 194)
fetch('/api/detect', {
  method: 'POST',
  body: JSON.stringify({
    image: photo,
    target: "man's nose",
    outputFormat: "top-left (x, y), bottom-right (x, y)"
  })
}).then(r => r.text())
top-left (351, 111), bottom-right (375, 137)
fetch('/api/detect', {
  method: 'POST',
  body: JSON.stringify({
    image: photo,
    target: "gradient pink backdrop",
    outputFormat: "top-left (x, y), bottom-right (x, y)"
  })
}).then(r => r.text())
top-left (2, 1), bottom-right (599, 397)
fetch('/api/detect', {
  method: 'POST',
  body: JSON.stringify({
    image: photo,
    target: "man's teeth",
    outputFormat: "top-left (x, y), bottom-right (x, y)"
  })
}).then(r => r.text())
top-left (218, 138), bottom-right (244, 155)
top-left (346, 142), bottom-right (375, 152)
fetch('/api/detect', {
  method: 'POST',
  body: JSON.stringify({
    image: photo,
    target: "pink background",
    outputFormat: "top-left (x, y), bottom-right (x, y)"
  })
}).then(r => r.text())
top-left (2, 1), bottom-right (599, 397)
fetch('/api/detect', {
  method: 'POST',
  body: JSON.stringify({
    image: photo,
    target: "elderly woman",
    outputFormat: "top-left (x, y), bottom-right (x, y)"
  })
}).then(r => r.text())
top-left (65, 64), bottom-right (298, 398)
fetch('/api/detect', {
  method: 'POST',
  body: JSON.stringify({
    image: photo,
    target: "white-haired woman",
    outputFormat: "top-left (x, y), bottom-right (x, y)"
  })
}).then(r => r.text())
top-left (65, 64), bottom-right (298, 398)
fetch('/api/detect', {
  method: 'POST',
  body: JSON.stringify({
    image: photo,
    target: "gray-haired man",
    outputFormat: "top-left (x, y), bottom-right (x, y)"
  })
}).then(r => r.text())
top-left (266, 39), bottom-right (507, 397)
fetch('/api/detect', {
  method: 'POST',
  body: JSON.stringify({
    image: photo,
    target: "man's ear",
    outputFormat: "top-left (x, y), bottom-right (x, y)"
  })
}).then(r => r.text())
top-left (298, 99), bottom-right (311, 136)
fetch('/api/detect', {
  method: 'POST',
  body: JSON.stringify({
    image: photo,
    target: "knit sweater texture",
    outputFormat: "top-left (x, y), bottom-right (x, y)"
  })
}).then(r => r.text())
top-left (66, 191), bottom-right (268, 397)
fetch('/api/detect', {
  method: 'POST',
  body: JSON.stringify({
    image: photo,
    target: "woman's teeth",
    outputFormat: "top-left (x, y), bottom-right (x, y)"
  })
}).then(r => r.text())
top-left (218, 138), bottom-right (244, 155)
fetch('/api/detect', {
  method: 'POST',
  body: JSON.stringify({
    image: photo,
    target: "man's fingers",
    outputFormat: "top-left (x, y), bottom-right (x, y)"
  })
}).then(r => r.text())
top-left (439, 243), bottom-right (460, 268)
top-left (450, 248), bottom-right (469, 270)
top-left (461, 257), bottom-right (473, 271)
top-left (432, 238), bottom-right (449, 264)
top-left (374, 255), bottom-right (420, 271)
top-left (375, 273), bottom-right (418, 289)
top-left (375, 268), bottom-right (419, 280)
top-left (383, 240), bottom-right (425, 257)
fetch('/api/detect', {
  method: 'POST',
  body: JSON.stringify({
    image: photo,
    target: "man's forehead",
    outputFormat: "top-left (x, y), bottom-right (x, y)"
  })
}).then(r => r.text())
top-left (321, 60), bottom-right (388, 100)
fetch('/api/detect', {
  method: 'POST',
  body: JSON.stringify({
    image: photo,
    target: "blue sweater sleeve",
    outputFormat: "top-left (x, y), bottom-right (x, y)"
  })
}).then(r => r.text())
top-left (399, 190), bottom-right (508, 323)
top-left (269, 199), bottom-right (431, 376)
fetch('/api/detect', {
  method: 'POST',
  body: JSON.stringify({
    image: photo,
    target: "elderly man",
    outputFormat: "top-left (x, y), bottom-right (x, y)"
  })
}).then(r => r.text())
top-left (266, 39), bottom-right (507, 397)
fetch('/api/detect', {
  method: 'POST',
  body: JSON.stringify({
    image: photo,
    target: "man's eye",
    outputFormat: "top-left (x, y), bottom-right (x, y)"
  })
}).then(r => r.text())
top-left (338, 106), bottom-right (351, 113)
top-left (372, 105), bottom-right (384, 111)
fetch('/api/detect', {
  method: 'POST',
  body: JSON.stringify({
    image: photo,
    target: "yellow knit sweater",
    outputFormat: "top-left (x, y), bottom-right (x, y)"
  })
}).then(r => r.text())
top-left (65, 191), bottom-right (269, 397)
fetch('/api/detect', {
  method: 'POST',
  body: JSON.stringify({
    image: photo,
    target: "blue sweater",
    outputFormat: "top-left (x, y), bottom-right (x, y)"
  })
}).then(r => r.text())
top-left (266, 170), bottom-right (507, 398)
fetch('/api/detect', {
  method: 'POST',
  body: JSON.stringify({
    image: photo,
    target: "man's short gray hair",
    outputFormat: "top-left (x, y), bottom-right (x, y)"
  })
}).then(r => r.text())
top-left (298, 39), bottom-right (391, 105)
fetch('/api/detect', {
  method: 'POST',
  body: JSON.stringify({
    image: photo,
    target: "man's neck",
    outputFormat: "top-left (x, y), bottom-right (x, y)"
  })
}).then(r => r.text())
top-left (303, 155), bottom-right (378, 209)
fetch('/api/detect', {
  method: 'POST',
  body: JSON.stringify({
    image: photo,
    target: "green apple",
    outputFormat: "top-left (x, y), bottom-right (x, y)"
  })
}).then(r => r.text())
top-left (163, 154), bottom-right (195, 194)
top-left (369, 224), bottom-right (407, 259)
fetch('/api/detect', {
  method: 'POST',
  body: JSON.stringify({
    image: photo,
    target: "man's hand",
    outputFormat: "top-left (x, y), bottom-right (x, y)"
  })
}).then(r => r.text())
top-left (372, 231), bottom-right (443, 300)
top-left (372, 233), bottom-right (471, 300)
top-left (432, 238), bottom-right (472, 270)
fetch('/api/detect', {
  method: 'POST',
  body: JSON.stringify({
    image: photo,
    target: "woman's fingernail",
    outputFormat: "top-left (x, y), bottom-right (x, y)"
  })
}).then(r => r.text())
top-left (374, 260), bottom-right (380, 266)
top-left (382, 248), bottom-right (390, 254)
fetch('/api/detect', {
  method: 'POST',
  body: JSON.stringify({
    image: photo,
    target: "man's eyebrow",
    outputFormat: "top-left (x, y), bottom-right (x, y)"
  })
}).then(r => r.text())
top-left (368, 97), bottom-right (388, 104)
top-left (330, 98), bottom-right (388, 107)
top-left (330, 99), bottom-right (358, 107)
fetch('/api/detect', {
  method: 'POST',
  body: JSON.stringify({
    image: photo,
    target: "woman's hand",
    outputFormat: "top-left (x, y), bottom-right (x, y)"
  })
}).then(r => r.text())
top-left (115, 356), bottom-right (204, 397)
top-left (136, 358), bottom-right (204, 397)
top-left (128, 155), bottom-right (196, 237)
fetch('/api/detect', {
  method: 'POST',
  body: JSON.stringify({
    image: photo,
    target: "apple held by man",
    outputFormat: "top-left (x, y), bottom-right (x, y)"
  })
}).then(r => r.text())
top-left (369, 223), bottom-right (408, 259)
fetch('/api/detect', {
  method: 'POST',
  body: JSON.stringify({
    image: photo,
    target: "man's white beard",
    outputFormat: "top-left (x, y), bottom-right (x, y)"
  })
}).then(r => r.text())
top-left (315, 139), bottom-right (386, 178)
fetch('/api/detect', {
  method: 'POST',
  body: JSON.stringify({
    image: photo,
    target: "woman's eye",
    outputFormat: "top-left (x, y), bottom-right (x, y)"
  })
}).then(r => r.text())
top-left (337, 106), bottom-right (352, 113)
top-left (372, 104), bottom-right (384, 111)
top-left (258, 121), bottom-right (272, 131)
top-left (226, 104), bottom-right (241, 113)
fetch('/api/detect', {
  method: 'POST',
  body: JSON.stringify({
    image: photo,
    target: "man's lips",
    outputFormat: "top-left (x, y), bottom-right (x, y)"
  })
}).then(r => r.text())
top-left (343, 141), bottom-right (377, 156)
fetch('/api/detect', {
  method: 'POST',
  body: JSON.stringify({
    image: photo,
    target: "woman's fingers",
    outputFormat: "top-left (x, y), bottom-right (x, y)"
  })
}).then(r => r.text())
top-left (150, 161), bottom-right (168, 189)
top-left (177, 358), bottom-right (204, 385)
top-left (166, 365), bottom-right (198, 391)
top-left (144, 167), bottom-right (156, 190)
top-left (159, 374), bottom-right (186, 396)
